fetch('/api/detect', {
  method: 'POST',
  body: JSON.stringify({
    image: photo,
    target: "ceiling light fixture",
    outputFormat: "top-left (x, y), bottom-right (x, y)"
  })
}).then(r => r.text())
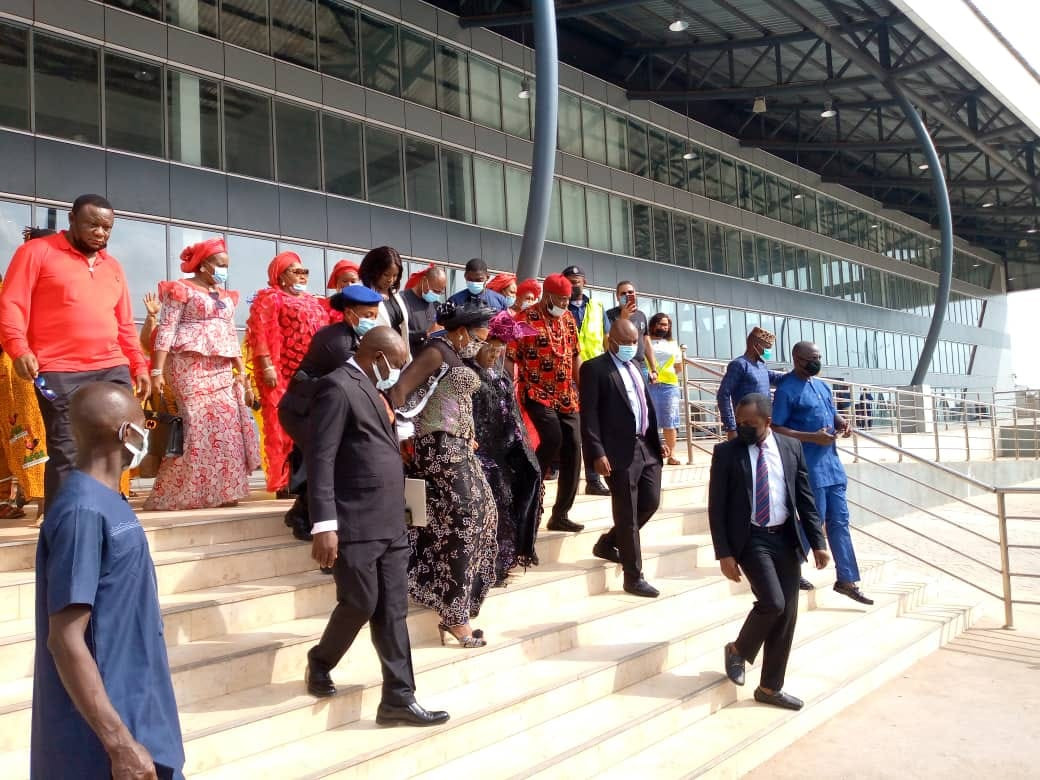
top-left (752, 96), bottom-right (767, 114)
top-left (981, 201), bottom-right (995, 208)
top-left (518, 78), bottom-right (530, 100)
top-left (820, 100), bottom-right (837, 119)
top-left (683, 148), bottom-right (697, 160)
top-left (870, 223), bottom-right (880, 228)
top-left (669, 18), bottom-right (689, 32)
top-left (1028, 227), bottom-right (1039, 234)
top-left (793, 193), bottom-right (803, 200)
top-left (918, 163), bottom-right (929, 171)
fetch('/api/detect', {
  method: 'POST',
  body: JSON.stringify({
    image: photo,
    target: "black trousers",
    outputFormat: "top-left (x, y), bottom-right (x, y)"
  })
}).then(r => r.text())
top-left (734, 526), bottom-right (802, 691)
top-left (604, 438), bottom-right (661, 578)
top-left (278, 386), bottom-right (313, 538)
top-left (308, 532), bottom-right (415, 706)
top-left (525, 400), bottom-right (581, 521)
top-left (36, 366), bottom-right (132, 513)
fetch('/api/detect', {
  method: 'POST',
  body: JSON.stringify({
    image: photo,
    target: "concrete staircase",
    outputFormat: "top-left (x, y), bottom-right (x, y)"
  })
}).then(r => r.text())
top-left (0, 465), bottom-right (982, 778)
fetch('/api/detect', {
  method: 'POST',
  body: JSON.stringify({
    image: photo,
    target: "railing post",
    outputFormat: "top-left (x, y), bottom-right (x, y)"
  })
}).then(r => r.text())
top-left (996, 490), bottom-right (1014, 629)
top-left (1013, 404), bottom-right (1020, 460)
top-left (991, 394), bottom-right (998, 461)
top-left (932, 394), bottom-right (941, 462)
top-left (680, 345), bottom-right (692, 465)
top-left (965, 410), bottom-right (971, 461)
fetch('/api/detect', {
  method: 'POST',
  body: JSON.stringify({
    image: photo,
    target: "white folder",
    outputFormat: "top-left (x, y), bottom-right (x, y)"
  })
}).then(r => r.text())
top-left (404, 478), bottom-right (428, 527)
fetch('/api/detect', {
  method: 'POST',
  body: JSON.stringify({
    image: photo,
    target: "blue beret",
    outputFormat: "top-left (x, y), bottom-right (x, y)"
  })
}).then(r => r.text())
top-left (338, 284), bottom-right (383, 305)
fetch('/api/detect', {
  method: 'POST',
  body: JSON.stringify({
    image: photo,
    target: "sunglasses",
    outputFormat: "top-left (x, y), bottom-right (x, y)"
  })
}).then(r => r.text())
top-left (208, 290), bottom-right (227, 311)
top-left (291, 268), bottom-right (311, 276)
top-left (34, 376), bottom-right (58, 401)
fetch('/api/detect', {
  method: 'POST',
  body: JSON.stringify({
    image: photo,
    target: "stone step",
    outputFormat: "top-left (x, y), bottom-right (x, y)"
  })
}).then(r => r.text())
top-left (184, 560), bottom-right (898, 780)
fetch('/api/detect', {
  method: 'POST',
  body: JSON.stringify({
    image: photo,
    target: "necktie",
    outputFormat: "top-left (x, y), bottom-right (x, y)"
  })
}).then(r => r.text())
top-left (754, 440), bottom-right (770, 526)
top-left (379, 393), bottom-right (395, 425)
top-left (625, 361), bottom-right (648, 435)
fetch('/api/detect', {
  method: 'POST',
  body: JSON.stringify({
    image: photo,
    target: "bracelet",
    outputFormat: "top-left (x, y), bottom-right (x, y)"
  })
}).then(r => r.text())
top-left (262, 366), bottom-right (277, 374)
top-left (150, 368), bottom-right (163, 377)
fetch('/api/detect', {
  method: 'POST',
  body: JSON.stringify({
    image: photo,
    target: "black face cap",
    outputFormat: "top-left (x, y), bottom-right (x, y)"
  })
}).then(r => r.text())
top-left (562, 265), bottom-right (585, 278)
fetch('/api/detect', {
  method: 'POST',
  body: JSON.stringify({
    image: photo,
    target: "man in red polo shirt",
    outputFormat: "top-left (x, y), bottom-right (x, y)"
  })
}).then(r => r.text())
top-left (506, 273), bottom-right (584, 534)
top-left (0, 194), bottom-right (150, 511)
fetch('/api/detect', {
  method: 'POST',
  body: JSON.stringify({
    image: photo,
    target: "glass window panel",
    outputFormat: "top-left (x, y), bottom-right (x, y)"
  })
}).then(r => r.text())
top-left (167, 0), bottom-right (218, 38)
top-left (648, 128), bottom-right (669, 184)
top-left (559, 181), bottom-right (587, 245)
top-left (782, 245), bottom-right (797, 289)
top-left (686, 148), bottom-right (704, 195)
top-left (652, 208), bottom-right (671, 263)
top-left (271, 0), bottom-right (316, 68)
top-left (546, 179), bottom-right (562, 242)
top-left (222, 0), bottom-right (269, 53)
top-left (609, 195), bottom-right (632, 255)
top-left (626, 119), bottom-right (648, 177)
top-left (729, 310), bottom-right (746, 358)
top-left (557, 90), bottom-right (582, 156)
top-left (223, 85), bottom-right (272, 179)
top-left (835, 325), bottom-right (849, 367)
top-left (714, 308), bottom-right (731, 360)
top-left (317, 0), bottom-right (359, 82)
top-left (360, 13), bottom-right (398, 96)
top-left (0, 200), bottom-right (31, 277)
top-left (586, 189), bottom-right (610, 251)
top-left (500, 70), bottom-right (530, 139)
top-left (505, 165), bottom-right (530, 233)
top-left (632, 202), bottom-right (652, 259)
top-left (672, 216), bottom-right (691, 268)
top-left (818, 198), bottom-right (834, 237)
top-left (719, 157), bottom-right (738, 205)
top-left (275, 101), bottom-right (320, 189)
top-left (437, 44), bottom-right (468, 119)
top-left (755, 236), bottom-right (770, 283)
top-left (749, 169), bottom-right (767, 214)
top-left (702, 150), bottom-right (721, 200)
top-left (770, 242), bottom-right (784, 286)
top-left (474, 157), bottom-right (507, 230)
top-left (0, 23), bottom-right (29, 130)
top-left (364, 125), bottom-right (403, 208)
top-left (105, 217), bottom-right (167, 321)
top-left (167, 70), bottom-right (220, 168)
top-left (765, 175), bottom-right (780, 219)
top-left (668, 136), bottom-right (685, 188)
top-left (677, 302), bottom-right (696, 356)
top-left (104, 53), bottom-right (162, 156)
top-left (690, 218), bottom-right (708, 271)
top-left (581, 101), bottom-right (606, 164)
top-left (469, 56), bottom-right (501, 130)
top-left (823, 323), bottom-right (836, 365)
top-left (807, 252), bottom-right (824, 293)
top-left (724, 229), bottom-right (742, 277)
top-left (322, 113), bottom-right (363, 198)
top-left (605, 110), bottom-right (627, 169)
top-left (227, 233), bottom-right (276, 326)
top-left (740, 232), bottom-right (756, 279)
top-left (695, 305), bottom-right (715, 358)
top-left (777, 180), bottom-right (794, 224)
top-left (441, 148), bottom-right (474, 222)
top-left (707, 223), bottom-right (725, 274)
top-left (400, 29), bottom-right (436, 108)
top-left (404, 137), bottom-right (440, 216)
top-left (34, 34), bottom-right (100, 144)
top-left (737, 164), bottom-right (752, 211)
top-left (800, 192), bottom-right (818, 231)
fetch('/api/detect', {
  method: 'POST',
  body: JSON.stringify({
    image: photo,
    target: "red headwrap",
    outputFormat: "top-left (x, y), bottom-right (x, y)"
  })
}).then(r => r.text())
top-left (486, 272), bottom-right (517, 293)
top-left (516, 278), bottom-right (541, 301)
top-left (268, 251), bottom-right (301, 288)
top-left (542, 273), bottom-right (572, 298)
top-left (326, 259), bottom-right (360, 289)
top-left (179, 237), bottom-right (226, 273)
top-left (404, 262), bottom-right (436, 290)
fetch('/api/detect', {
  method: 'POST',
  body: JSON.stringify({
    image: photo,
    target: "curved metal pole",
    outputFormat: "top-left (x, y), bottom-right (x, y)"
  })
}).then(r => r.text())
top-left (895, 89), bottom-right (953, 386)
top-left (516, 0), bottom-right (558, 281)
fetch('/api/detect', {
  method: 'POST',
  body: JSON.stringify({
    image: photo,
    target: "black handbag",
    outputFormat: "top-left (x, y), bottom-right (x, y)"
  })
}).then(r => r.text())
top-left (139, 395), bottom-right (184, 478)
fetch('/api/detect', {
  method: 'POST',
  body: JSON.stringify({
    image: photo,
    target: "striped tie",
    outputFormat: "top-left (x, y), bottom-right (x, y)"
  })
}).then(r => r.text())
top-left (754, 440), bottom-right (770, 526)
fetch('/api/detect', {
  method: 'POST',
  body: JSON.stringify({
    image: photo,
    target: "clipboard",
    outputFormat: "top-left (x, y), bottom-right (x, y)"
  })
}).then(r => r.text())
top-left (404, 478), bottom-right (428, 527)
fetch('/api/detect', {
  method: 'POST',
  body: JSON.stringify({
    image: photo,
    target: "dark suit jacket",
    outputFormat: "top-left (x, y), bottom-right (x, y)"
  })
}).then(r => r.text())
top-left (305, 363), bottom-right (406, 542)
top-left (707, 433), bottom-right (826, 562)
top-left (579, 352), bottom-right (663, 471)
top-left (296, 322), bottom-right (359, 381)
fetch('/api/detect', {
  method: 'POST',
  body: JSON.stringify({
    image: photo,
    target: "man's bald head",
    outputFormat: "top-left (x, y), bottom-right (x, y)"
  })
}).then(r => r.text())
top-left (69, 382), bottom-right (145, 455)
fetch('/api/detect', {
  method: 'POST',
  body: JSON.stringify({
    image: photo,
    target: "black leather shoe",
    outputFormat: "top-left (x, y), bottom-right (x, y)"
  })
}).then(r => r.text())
top-left (724, 643), bottom-right (745, 686)
top-left (799, 577), bottom-right (815, 591)
top-left (547, 516), bottom-right (584, 533)
top-left (376, 700), bottom-right (450, 727)
top-left (623, 577), bottom-right (659, 598)
top-left (305, 663), bottom-right (336, 698)
top-left (754, 688), bottom-right (803, 710)
top-left (834, 581), bottom-right (874, 605)
top-left (592, 536), bottom-right (621, 564)
top-left (585, 479), bottom-right (611, 496)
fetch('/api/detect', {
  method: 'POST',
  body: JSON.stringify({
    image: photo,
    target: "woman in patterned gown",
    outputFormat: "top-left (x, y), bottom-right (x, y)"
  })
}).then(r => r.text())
top-left (246, 252), bottom-right (327, 496)
top-left (467, 311), bottom-right (542, 585)
top-left (143, 238), bottom-right (261, 510)
top-left (390, 301), bottom-right (498, 648)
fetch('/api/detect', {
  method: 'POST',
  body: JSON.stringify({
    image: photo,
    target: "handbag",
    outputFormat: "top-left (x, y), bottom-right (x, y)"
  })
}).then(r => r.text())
top-left (138, 395), bottom-right (184, 478)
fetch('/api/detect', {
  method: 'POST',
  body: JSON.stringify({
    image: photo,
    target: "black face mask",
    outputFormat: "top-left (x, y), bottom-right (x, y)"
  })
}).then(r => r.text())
top-left (803, 359), bottom-right (822, 376)
top-left (569, 286), bottom-right (583, 301)
top-left (736, 425), bottom-right (760, 446)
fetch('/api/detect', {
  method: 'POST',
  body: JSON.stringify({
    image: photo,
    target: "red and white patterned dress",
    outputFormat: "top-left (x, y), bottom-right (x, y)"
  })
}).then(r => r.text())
top-left (144, 281), bottom-right (261, 510)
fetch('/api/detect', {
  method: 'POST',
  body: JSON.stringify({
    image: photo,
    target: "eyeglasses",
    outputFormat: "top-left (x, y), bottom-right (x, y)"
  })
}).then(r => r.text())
top-left (291, 268), bottom-right (310, 276)
top-left (34, 376), bottom-right (58, 402)
top-left (208, 290), bottom-right (227, 310)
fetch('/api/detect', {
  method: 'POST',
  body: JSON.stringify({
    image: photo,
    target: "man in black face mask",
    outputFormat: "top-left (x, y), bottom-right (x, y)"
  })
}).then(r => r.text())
top-left (771, 342), bottom-right (873, 606)
top-left (708, 393), bottom-right (828, 711)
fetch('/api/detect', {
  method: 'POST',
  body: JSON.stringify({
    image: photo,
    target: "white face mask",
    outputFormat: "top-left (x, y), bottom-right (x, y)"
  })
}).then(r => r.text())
top-left (119, 422), bottom-right (149, 471)
top-left (373, 353), bottom-right (401, 391)
top-left (292, 283), bottom-right (308, 293)
top-left (547, 304), bottom-right (568, 318)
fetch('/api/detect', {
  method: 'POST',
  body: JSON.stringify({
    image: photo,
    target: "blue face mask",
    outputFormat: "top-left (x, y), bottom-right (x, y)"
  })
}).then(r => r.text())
top-left (761, 348), bottom-right (773, 361)
top-left (422, 289), bottom-right (440, 304)
top-left (614, 342), bottom-right (638, 363)
top-left (503, 295), bottom-right (516, 307)
top-left (466, 280), bottom-right (485, 295)
top-left (354, 316), bottom-right (378, 336)
top-left (209, 265), bottom-right (229, 285)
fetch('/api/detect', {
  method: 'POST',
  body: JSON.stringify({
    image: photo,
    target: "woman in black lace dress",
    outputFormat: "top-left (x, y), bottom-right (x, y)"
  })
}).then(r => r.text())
top-left (467, 311), bottom-right (543, 585)
top-left (389, 302), bottom-right (498, 648)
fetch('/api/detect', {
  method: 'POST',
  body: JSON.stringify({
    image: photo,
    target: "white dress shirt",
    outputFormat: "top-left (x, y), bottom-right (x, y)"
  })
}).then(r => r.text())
top-left (747, 431), bottom-right (790, 527)
top-left (609, 352), bottom-right (647, 434)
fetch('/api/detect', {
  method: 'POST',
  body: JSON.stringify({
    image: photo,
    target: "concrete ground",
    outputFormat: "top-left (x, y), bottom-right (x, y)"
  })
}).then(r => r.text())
top-left (744, 605), bottom-right (1040, 780)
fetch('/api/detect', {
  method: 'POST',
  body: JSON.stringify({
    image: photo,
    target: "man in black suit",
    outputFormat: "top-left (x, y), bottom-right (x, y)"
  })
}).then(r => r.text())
top-left (708, 393), bottom-right (830, 711)
top-left (580, 318), bottom-right (669, 598)
top-left (304, 327), bottom-right (449, 727)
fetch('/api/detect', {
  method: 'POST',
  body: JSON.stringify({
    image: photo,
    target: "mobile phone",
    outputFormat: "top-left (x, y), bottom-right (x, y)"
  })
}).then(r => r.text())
top-left (626, 292), bottom-right (635, 304)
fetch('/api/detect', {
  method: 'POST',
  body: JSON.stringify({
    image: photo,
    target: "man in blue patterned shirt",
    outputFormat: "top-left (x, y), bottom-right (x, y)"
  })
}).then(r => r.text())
top-left (717, 327), bottom-right (784, 440)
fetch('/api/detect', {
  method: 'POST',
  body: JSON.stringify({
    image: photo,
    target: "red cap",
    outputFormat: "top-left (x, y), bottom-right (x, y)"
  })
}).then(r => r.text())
top-left (542, 273), bottom-right (572, 297)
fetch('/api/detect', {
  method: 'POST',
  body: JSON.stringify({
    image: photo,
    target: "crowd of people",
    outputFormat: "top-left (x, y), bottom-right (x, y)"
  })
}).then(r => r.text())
top-left (17, 194), bottom-right (879, 776)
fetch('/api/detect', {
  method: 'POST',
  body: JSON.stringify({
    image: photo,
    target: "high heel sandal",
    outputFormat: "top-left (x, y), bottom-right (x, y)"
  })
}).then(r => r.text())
top-left (438, 623), bottom-right (486, 648)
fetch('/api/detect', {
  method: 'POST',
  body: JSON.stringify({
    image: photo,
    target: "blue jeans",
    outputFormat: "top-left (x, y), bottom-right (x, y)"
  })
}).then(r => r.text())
top-left (811, 482), bottom-right (861, 583)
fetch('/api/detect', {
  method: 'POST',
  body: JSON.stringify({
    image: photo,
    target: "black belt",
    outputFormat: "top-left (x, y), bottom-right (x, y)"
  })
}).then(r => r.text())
top-left (751, 522), bottom-right (786, 534)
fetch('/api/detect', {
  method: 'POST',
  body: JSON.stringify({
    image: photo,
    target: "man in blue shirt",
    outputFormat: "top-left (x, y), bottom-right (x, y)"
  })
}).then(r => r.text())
top-left (717, 326), bottom-right (784, 440)
top-left (32, 383), bottom-right (184, 780)
top-left (447, 257), bottom-right (507, 311)
top-left (771, 342), bottom-right (873, 606)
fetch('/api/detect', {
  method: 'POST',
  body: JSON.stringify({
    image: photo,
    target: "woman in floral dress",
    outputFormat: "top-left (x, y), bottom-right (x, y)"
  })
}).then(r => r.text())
top-left (144, 238), bottom-right (260, 510)
top-left (246, 252), bottom-right (327, 495)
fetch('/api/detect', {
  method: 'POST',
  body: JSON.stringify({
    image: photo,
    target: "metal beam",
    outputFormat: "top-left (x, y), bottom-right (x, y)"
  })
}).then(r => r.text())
top-left (738, 139), bottom-right (981, 152)
top-left (823, 176), bottom-right (1015, 189)
top-left (901, 205), bottom-right (1040, 218)
top-left (459, 0), bottom-right (646, 28)
top-left (627, 17), bottom-right (881, 54)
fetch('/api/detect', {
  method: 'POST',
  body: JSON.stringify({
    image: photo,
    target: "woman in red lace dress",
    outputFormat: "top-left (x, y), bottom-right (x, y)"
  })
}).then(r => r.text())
top-left (246, 252), bottom-right (327, 495)
top-left (320, 259), bottom-right (360, 324)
